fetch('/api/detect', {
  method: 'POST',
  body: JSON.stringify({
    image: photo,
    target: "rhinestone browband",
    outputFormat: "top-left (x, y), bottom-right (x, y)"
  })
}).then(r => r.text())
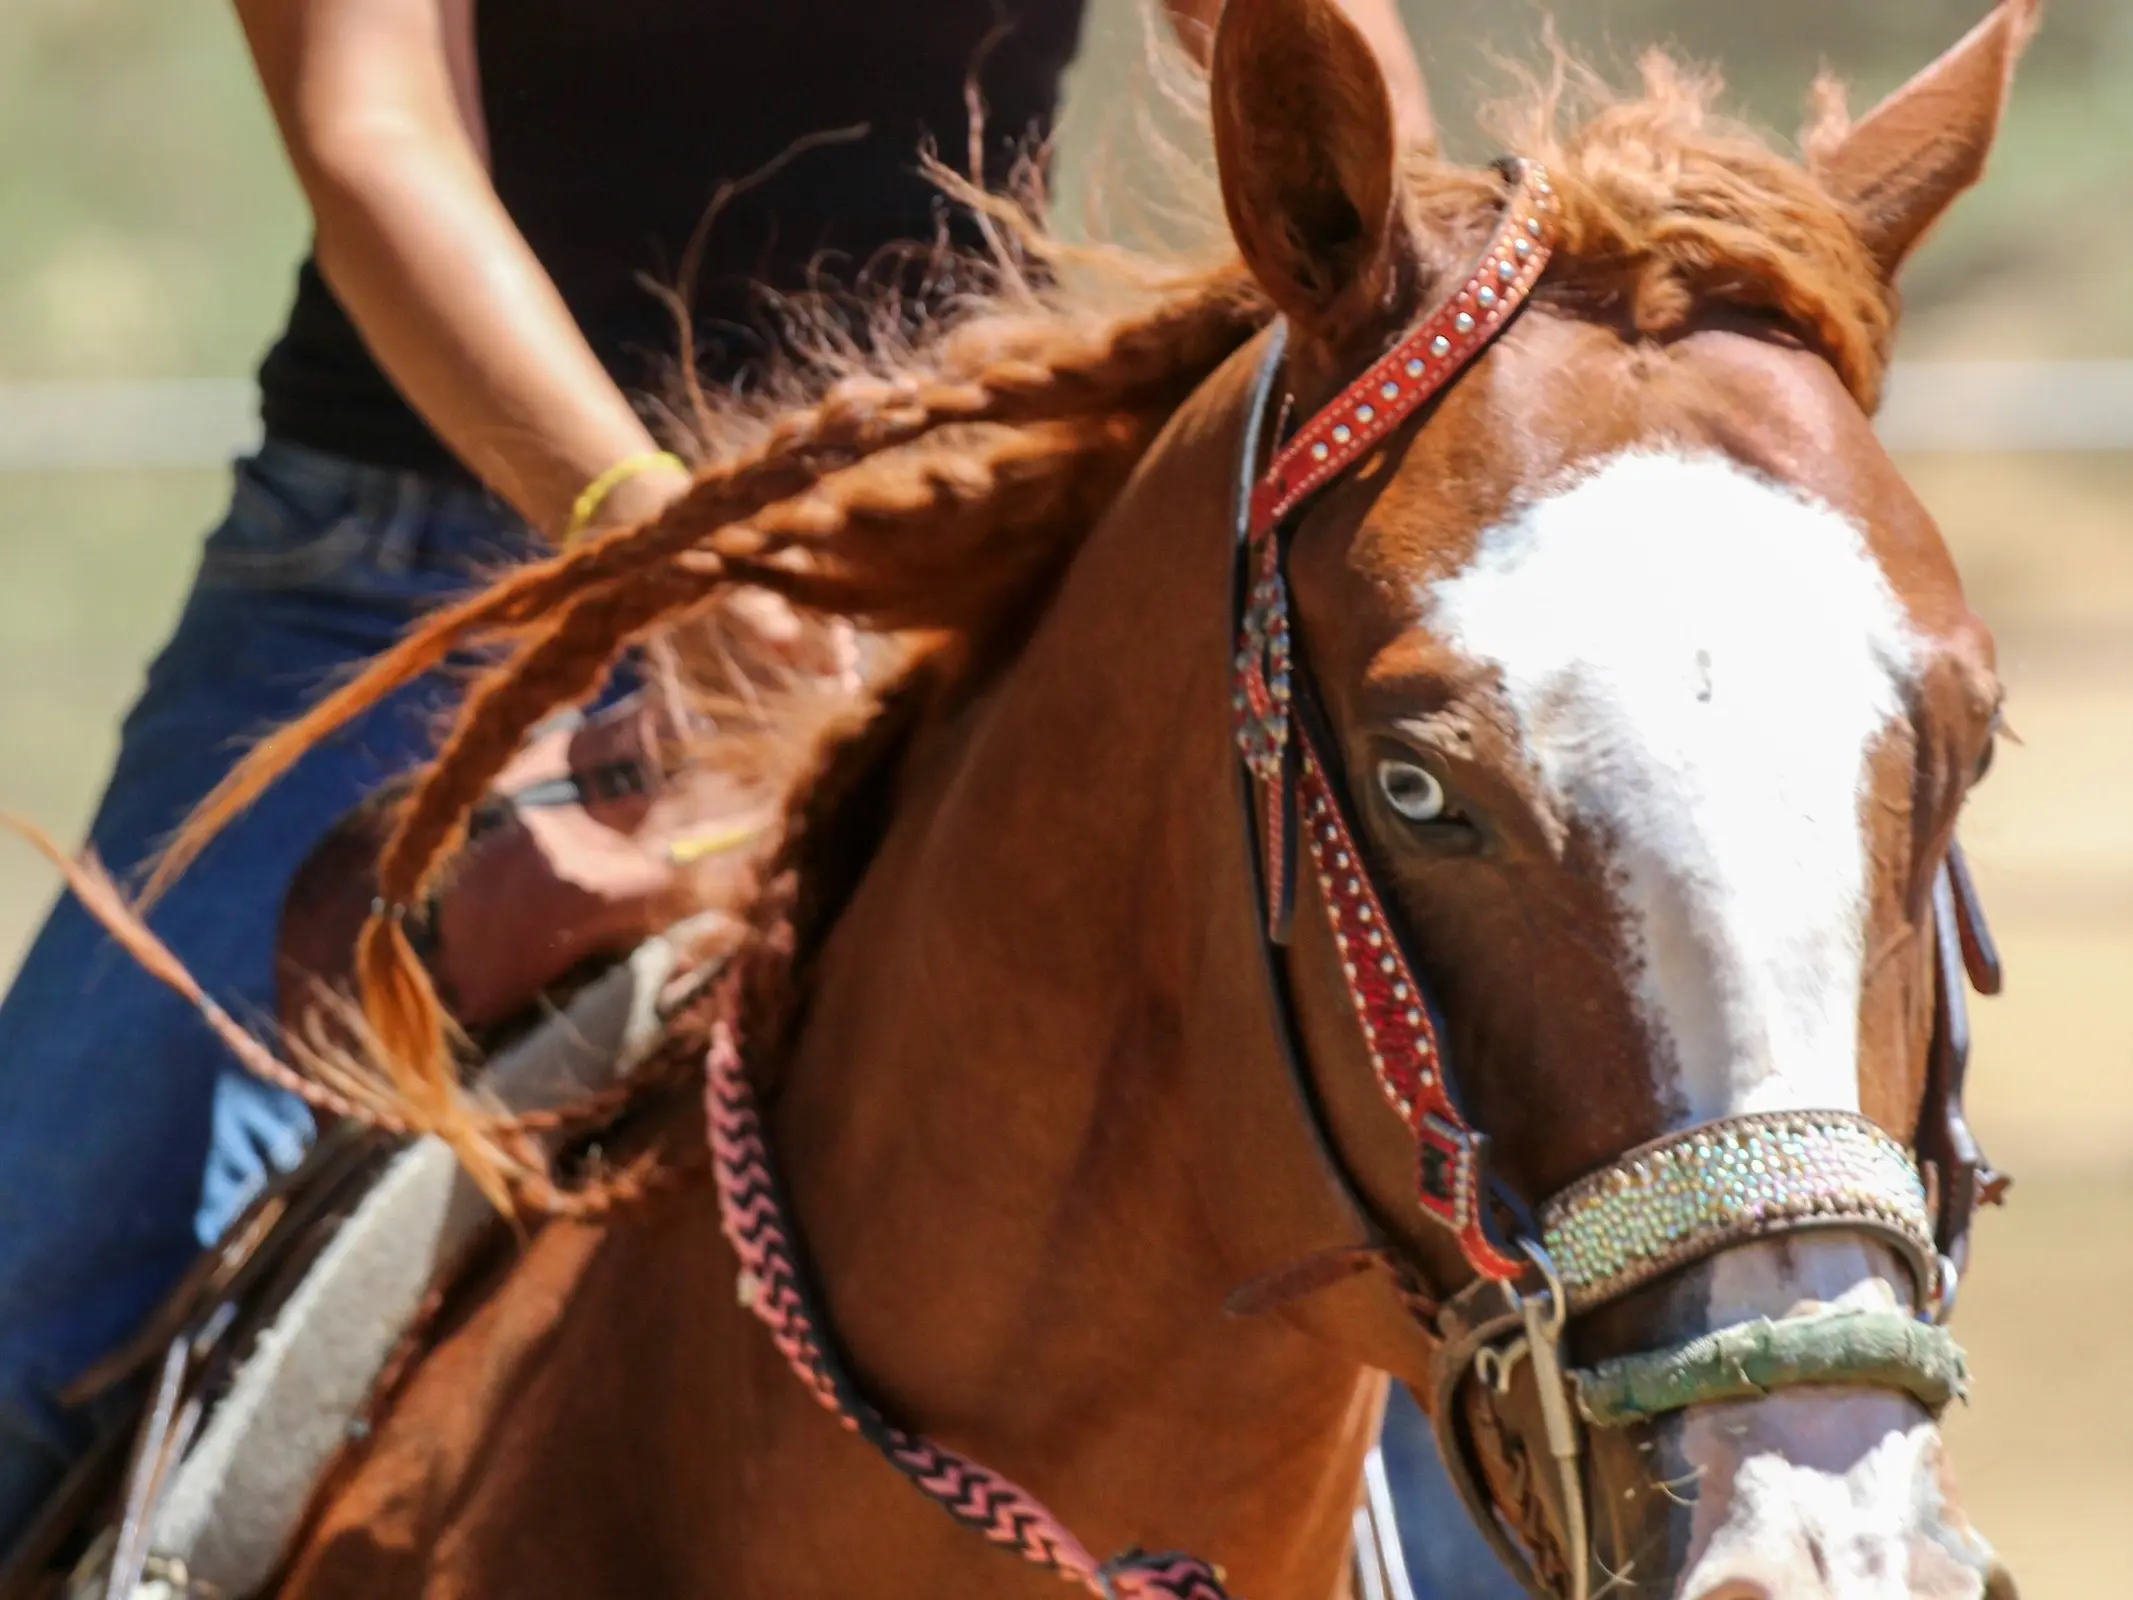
top-left (1539, 1111), bottom-right (1937, 1313)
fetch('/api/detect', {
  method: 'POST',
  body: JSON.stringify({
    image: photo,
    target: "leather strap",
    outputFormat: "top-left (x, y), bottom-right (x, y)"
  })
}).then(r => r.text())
top-left (1249, 159), bottom-right (1558, 541)
top-left (1230, 325), bottom-right (1416, 1272)
top-left (1428, 1278), bottom-right (1551, 1595)
top-left (1234, 159), bottom-right (1559, 1284)
top-left (1919, 842), bottom-right (2010, 1275)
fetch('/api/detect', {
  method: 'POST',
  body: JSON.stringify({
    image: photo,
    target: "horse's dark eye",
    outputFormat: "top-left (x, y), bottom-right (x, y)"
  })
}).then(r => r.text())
top-left (1377, 759), bottom-right (1447, 823)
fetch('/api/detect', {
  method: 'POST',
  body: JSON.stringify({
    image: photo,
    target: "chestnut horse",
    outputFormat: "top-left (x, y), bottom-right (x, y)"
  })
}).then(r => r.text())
top-left (82, 0), bottom-right (2034, 1594)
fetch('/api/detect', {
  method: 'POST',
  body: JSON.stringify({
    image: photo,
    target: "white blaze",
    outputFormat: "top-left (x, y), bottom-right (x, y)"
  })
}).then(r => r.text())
top-left (1428, 451), bottom-right (1919, 1123)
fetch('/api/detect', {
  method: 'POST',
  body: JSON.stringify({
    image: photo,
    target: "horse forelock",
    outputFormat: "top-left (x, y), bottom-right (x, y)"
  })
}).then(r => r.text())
top-left (1403, 52), bottom-right (1895, 410)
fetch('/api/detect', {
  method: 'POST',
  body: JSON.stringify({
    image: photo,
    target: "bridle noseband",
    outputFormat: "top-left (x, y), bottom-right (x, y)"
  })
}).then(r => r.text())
top-left (705, 156), bottom-right (2005, 1600)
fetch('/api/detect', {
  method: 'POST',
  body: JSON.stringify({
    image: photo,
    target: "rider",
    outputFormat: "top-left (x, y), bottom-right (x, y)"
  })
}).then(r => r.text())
top-left (0, 0), bottom-right (1508, 1585)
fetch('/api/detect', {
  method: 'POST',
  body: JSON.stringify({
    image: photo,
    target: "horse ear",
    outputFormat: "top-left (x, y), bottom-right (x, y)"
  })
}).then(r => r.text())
top-left (1211, 0), bottom-right (1411, 340)
top-left (1813, 0), bottom-right (2039, 279)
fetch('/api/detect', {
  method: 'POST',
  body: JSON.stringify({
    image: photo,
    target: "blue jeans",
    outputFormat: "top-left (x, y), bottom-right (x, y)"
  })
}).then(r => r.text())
top-left (0, 440), bottom-right (531, 1554)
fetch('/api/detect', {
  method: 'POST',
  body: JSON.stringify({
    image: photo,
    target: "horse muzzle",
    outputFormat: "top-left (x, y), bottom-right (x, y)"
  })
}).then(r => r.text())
top-left (1427, 1245), bottom-right (2012, 1600)
top-left (1641, 1391), bottom-right (2012, 1600)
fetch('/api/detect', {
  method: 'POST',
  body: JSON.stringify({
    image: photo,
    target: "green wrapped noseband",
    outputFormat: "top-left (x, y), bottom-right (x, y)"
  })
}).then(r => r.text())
top-left (1573, 1310), bottom-right (1968, 1428)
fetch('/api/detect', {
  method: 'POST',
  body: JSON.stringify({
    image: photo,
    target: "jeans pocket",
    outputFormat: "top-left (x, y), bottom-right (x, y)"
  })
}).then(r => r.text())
top-left (198, 447), bottom-right (377, 591)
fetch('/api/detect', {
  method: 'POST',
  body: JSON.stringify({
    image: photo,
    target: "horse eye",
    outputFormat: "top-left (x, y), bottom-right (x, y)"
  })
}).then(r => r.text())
top-left (1376, 759), bottom-right (1447, 823)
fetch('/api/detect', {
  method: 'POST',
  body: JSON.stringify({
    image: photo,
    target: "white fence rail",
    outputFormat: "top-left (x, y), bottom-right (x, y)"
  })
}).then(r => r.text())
top-left (0, 380), bottom-right (258, 472)
top-left (1876, 361), bottom-right (2133, 453)
top-left (3, 363), bottom-right (2133, 470)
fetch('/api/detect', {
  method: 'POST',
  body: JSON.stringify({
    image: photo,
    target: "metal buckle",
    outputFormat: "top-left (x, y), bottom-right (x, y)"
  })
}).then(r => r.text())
top-left (1471, 1242), bottom-right (1588, 1600)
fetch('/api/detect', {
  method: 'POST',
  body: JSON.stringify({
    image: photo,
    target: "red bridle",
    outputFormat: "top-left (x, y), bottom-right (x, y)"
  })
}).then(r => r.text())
top-left (1247, 162), bottom-right (1559, 541)
top-left (1222, 153), bottom-right (1989, 1600)
top-left (1232, 158), bottom-right (1560, 1284)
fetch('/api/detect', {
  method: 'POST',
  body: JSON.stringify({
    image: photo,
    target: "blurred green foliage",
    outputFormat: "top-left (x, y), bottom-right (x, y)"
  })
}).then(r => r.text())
top-left (2, 0), bottom-right (2129, 384)
top-left (0, 3), bottom-right (304, 379)
top-left (1057, 0), bottom-right (2133, 351)
top-left (0, 472), bottom-right (224, 959)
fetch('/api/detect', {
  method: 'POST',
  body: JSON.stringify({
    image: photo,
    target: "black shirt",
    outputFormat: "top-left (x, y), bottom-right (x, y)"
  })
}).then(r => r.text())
top-left (257, 0), bottom-right (1087, 477)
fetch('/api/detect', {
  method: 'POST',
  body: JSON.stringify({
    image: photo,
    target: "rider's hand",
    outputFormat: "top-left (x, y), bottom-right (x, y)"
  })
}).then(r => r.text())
top-left (276, 584), bottom-right (852, 1038)
top-left (432, 691), bottom-right (772, 1028)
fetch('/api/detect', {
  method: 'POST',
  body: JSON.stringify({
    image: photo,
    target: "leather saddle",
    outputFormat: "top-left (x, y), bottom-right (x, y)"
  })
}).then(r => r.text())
top-left (0, 695), bottom-right (764, 1600)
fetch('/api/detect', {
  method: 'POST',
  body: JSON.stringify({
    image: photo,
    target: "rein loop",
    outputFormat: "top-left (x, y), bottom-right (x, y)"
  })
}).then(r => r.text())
top-left (707, 1016), bottom-right (1232, 1600)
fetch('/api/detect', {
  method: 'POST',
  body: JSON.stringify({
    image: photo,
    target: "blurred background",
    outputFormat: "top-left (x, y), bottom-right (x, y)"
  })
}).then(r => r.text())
top-left (1, 0), bottom-right (2125, 1589)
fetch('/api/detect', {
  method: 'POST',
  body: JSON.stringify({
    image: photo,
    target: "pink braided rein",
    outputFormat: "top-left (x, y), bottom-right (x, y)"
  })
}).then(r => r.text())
top-left (706, 1018), bottom-right (1233, 1599)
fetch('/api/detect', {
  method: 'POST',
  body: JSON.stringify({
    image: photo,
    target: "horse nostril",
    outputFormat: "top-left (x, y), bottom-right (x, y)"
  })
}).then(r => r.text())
top-left (1984, 1560), bottom-right (2020, 1600)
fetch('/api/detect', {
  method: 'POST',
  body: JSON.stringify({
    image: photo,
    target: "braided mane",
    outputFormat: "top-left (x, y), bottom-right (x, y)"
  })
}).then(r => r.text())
top-left (136, 44), bottom-right (1897, 1209)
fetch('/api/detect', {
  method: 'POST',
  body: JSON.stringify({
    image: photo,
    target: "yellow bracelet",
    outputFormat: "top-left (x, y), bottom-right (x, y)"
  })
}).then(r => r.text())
top-left (563, 450), bottom-right (687, 547)
top-left (666, 820), bottom-right (766, 866)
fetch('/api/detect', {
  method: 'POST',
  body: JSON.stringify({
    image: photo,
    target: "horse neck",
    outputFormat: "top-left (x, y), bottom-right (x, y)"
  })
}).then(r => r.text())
top-left (767, 339), bottom-right (1379, 1590)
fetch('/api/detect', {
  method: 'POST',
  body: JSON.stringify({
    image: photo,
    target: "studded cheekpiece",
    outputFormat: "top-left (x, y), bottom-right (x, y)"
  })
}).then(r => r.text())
top-left (1295, 755), bottom-right (1526, 1279)
top-left (1234, 159), bottom-right (1560, 1283)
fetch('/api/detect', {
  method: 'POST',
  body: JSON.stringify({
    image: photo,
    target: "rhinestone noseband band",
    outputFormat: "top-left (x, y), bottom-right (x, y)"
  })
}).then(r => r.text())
top-left (1540, 1112), bottom-right (1937, 1314)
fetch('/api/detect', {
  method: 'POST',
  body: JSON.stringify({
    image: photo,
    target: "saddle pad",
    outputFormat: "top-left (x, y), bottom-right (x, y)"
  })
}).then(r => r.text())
top-left (69, 926), bottom-right (703, 1600)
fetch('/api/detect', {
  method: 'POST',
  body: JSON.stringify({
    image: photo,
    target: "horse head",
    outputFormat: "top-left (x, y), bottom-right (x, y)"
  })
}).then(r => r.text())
top-left (1202, 0), bottom-right (2027, 1593)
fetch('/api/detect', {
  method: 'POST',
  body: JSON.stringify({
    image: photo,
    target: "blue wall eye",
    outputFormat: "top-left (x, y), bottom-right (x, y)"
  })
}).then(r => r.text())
top-left (1377, 760), bottom-right (1446, 822)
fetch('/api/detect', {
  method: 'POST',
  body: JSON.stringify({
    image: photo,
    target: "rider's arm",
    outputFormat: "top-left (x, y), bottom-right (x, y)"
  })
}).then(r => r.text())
top-left (232, 0), bottom-right (690, 539)
top-left (1161, 0), bottom-right (1434, 149)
